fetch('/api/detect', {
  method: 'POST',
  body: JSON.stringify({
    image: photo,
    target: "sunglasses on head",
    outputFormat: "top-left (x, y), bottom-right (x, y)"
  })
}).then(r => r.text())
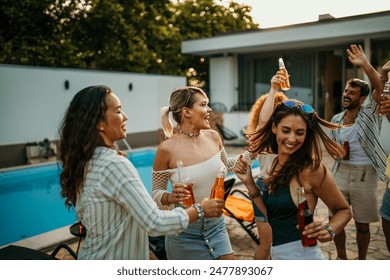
top-left (281, 100), bottom-right (314, 114)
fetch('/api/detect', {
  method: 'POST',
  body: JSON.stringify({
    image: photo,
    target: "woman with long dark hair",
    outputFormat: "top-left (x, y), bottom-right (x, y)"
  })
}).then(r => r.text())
top-left (235, 80), bottom-right (352, 259)
top-left (245, 81), bottom-right (287, 260)
top-left (58, 85), bottom-right (224, 259)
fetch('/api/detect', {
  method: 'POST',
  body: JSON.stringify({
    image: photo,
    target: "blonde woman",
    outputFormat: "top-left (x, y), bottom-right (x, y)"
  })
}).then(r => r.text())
top-left (152, 86), bottom-right (255, 260)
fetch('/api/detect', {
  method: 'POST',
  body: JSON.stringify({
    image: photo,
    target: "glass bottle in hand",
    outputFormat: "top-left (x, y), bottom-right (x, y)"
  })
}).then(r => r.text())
top-left (278, 58), bottom-right (291, 91)
top-left (297, 186), bottom-right (317, 247)
top-left (177, 160), bottom-right (195, 207)
top-left (210, 166), bottom-right (226, 200)
top-left (379, 72), bottom-right (390, 115)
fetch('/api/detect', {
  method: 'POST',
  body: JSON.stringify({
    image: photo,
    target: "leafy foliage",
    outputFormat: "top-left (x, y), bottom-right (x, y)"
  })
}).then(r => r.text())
top-left (174, 0), bottom-right (258, 87)
top-left (0, 0), bottom-right (258, 85)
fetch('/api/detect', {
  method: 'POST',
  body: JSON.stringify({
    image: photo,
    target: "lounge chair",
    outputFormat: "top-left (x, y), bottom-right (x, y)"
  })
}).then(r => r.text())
top-left (68, 221), bottom-right (168, 260)
top-left (216, 123), bottom-right (238, 141)
top-left (70, 221), bottom-right (86, 255)
top-left (0, 243), bottom-right (77, 260)
top-left (223, 178), bottom-right (259, 245)
top-left (0, 221), bottom-right (84, 260)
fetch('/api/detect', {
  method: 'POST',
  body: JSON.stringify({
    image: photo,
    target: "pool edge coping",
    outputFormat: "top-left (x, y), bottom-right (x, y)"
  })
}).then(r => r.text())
top-left (0, 224), bottom-right (76, 252)
top-left (1, 146), bottom-right (258, 252)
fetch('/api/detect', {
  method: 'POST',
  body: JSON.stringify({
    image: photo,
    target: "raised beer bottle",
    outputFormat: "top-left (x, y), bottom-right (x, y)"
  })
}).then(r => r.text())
top-left (379, 72), bottom-right (390, 115)
top-left (297, 186), bottom-right (317, 247)
top-left (278, 58), bottom-right (291, 91)
top-left (177, 160), bottom-right (195, 207)
top-left (210, 166), bottom-right (226, 200)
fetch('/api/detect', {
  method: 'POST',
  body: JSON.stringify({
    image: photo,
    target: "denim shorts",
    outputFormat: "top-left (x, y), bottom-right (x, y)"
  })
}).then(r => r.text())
top-left (271, 240), bottom-right (325, 260)
top-left (252, 177), bottom-right (268, 222)
top-left (165, 215), bottom-right (234, 260)
top-left (380, 182), bottom-right (390, 221)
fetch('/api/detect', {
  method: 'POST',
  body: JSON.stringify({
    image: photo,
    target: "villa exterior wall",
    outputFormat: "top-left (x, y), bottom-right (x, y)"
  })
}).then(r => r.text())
top-left (0, 64), bottom-right (186, 168)
top-left (183, 11), bottom-right (390, 155)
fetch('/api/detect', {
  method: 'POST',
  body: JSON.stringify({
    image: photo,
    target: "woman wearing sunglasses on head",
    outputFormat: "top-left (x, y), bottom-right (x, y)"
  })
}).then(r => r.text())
top-left (235, 71), bottom-right (352, 260)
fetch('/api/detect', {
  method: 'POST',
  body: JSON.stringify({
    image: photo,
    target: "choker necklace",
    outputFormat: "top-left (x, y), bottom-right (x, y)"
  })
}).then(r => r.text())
top-left (178, 128), bottom-right (200, 137)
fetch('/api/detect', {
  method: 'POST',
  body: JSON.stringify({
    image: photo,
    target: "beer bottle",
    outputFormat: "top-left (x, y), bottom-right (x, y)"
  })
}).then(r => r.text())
top-left (210, 166), bottom-right (226, 200)
top-left (176, 160), bottom-right (195, 207)
top-left (343, 141), bottom-right (350, 160)
top-left (379, 72), bottom-right (390, 115)
top-left (278, 58), bottom-right (291, 91)
top-left (297, 187), bottom-right (317, 247)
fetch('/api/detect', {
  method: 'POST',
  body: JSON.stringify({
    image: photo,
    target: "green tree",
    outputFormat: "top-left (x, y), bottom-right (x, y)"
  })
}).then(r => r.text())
top-left (118, 0), bottom-right (182, 74)
top-left (0, 0), bottom-right (259, 85)
top-left (70, 0), bottom-right (152, 71)
top-left (172, 0), bottom-right (258, 88)
top-left (0, 0), bottom-right (85, 67)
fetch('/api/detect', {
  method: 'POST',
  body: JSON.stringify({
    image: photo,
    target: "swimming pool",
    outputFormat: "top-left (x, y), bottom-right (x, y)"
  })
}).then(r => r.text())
top-left (0, 148), bottom-right (258, 247)
top-left (0, 148), bottom-right (157, 246)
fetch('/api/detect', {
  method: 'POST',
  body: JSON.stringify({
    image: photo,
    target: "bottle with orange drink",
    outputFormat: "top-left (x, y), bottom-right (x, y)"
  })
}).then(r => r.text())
top-left (176, 160), bottom-right (195, 207)
top-left (210, 166), bottom-right (226, 200)
top-left (278, 58), bottom-right (291, 91)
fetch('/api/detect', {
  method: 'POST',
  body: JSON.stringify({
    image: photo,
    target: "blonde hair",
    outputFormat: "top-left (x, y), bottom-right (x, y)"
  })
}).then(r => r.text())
top-left (160, 86), bottom-right (207, 138)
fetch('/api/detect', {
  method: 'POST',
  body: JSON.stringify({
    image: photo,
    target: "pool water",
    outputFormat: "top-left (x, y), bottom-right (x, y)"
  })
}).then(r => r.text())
top-left (0, 149), bottom-right (157, 246)
top-left (0, 149), bottom-right (258, 246)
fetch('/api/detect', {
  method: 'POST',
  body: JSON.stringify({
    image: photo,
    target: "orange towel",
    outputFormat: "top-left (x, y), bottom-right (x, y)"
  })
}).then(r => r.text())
top-left (224, 195), bottom-right (254, 222)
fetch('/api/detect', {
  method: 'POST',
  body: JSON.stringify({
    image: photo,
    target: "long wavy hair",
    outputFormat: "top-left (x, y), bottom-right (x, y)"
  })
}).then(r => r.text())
top-left (58, 85), bottom-right (111, 209)
top-left (247, 99), bottom-right (345, 190)
top-left (246, 91), bottom-right (288, 132)
top-left (160, 86), bottom-right (207, 138)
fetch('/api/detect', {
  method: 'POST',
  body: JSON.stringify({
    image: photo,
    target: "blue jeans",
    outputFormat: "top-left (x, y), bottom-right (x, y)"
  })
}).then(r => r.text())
top-left (380, 182), bottom-right (390, 221)
top-left (165, 215), bottom-right (233, 260)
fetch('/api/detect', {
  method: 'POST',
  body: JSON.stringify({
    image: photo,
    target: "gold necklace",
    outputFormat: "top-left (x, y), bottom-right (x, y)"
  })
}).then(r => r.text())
top-left (178, 128), bottom-right (200, 137)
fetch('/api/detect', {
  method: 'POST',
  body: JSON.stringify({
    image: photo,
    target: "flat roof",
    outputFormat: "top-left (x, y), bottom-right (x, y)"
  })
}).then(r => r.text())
top-left (182, 11), bottom-right (390, 56)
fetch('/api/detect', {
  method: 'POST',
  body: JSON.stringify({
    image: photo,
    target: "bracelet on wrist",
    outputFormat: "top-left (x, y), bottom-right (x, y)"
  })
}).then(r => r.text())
top-left (166, 193), bottom-right (172, 204)
top-left (325, 224), bottom-right (336, 241)
top-left (193, 203), bottom-right (204, 220)
top-left (249, 191), bottom-right (261, 199)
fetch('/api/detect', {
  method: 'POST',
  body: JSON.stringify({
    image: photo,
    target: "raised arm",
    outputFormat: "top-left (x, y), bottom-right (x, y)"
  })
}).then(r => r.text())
top-left (258, 71), bottom-right (287, 128)
top-left (347, 44), bottom-right (381, 103)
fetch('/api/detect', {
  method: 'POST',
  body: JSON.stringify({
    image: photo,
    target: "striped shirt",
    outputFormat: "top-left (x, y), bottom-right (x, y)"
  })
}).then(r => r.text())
top-left (329, 94), bottom-right (387, 181)
top-left (76, 147), bottom-right (189, 260)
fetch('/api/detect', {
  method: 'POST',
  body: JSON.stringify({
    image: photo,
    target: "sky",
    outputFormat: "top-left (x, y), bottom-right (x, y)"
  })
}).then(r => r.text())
top-left (221, 0), bottom-right (390, 28)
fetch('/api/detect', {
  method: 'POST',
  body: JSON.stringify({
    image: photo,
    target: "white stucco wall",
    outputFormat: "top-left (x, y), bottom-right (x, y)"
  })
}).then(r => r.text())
top-left (223, 112), bottom-right (250, 141)
top-left (0, 64), bottom-right (186, 145)
top-left (209, 56), bottom-right (237, 112)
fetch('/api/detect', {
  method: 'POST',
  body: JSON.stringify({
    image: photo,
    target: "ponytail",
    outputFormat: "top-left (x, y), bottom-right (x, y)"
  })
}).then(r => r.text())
top-left (160, 106), bottom-right (173, 138)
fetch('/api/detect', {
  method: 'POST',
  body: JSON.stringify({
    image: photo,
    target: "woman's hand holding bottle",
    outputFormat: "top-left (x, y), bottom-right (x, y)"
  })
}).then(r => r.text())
top-left (200, 198), bottom-right (225, 218)
top-left (171, 183), bottom-right (192, 204)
